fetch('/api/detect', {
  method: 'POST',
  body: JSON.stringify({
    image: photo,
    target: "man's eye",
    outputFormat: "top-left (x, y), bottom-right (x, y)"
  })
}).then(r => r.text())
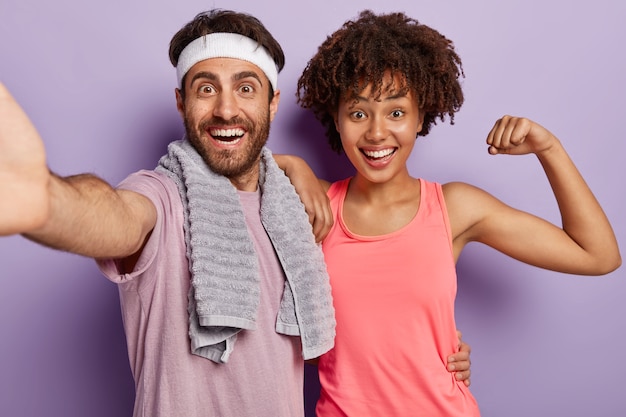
top-left (240, 85), bottom-right (254, 94)
top-left (199, 85), bottom-right (214, 94)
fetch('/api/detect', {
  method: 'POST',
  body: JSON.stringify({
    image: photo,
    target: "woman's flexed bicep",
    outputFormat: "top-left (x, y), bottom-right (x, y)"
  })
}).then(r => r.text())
top-left (444, 181), bottom-right (620, 275)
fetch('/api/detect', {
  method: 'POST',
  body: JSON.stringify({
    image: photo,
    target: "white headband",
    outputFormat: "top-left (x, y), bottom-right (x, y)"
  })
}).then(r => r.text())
top-left (176, 32), bottom-right (279, 90)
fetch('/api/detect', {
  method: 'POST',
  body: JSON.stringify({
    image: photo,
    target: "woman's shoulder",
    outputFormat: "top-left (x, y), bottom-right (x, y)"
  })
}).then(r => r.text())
top-left (327, 177), bottom-right (352, 196)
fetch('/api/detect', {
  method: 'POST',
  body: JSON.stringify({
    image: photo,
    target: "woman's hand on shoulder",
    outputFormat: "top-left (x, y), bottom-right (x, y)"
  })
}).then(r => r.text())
top-left (274, 154), bottom-right (333, 242)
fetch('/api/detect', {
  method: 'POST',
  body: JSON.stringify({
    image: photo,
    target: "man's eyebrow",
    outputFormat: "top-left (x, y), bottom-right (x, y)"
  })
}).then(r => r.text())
top-left (189, 70), bottom-right (264, 87)
top-left (233, 70), bottom-right (264, 86)
top-left (189, 71), bottom-right (218, 85)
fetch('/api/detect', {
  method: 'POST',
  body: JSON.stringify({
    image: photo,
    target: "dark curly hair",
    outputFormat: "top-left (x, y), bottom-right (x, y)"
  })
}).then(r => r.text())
top-left (296, 10), bottom-right (464, 153)
top-left (169, 9), bottom-right (285, 100)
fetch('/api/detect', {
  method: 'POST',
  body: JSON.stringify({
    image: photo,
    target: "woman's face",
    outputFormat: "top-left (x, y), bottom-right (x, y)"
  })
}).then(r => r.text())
top-left (335, 73), bottom-right (424, 185)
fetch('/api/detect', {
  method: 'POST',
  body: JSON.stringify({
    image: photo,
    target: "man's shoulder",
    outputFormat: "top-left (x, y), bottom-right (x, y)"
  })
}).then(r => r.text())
top-left (117, 169), bottom-right (182, 211)
top-left (119, 169), bottom-right (176, 191)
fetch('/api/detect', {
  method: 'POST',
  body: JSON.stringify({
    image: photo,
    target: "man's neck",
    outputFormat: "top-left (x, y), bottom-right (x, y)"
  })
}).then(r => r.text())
top-left (228, 167), bottom-right (260, 192)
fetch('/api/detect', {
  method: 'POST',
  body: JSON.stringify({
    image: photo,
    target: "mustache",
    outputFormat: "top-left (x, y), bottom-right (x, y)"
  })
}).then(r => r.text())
top-left (199, 116), bottom-right (253, 131)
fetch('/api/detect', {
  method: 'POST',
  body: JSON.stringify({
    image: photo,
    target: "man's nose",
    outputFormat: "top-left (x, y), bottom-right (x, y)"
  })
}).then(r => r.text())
top-left (213, 92), bottom-right (239, 120)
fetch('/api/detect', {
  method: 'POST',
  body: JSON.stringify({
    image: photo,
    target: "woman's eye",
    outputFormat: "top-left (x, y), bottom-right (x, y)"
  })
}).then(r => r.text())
top-left (352, 111), bottom-right (365, 119)
top-left (391, 110), bottom-right (404, 118)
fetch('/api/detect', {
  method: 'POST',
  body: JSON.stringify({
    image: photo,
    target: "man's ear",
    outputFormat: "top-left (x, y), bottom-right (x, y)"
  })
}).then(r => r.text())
top-left (269, 89), bottom-right (281, 122)
top-left (175, 88), bottom-right (185, 118)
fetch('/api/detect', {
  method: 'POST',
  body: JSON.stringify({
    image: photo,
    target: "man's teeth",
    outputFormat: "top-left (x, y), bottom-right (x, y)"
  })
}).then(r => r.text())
top-left (210, 128), bottom-right (245, 138)
top-left (363, 148), bottom-right (394, 159)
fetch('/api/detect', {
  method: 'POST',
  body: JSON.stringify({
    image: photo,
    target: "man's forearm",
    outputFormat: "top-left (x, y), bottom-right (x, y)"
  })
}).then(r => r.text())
top-left (24, 173), bottom-right (156, 259)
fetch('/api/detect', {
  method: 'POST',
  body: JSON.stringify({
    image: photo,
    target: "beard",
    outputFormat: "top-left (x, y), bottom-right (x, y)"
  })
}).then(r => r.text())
top-left (184, 110), bottom-right (271, 179)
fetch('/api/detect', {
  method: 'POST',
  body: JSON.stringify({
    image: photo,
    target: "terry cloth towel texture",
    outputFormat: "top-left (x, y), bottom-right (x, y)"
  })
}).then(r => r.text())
top-left (156, 139), bottom-right (335, 363)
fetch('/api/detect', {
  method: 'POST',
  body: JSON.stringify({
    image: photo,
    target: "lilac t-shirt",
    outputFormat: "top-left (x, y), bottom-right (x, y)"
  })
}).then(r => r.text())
top-left (97, 170), bottom-right (304, 417)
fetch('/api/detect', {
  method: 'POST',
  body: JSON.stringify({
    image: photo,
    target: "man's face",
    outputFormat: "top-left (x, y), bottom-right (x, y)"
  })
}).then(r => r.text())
top-left (176, 57), bottom-right (280, 190)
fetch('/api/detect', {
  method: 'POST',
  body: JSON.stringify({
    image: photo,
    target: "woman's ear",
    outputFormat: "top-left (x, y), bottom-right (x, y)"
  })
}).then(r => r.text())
top-left (416, 109), bottom-right (425, 135)
top-left (333, 112), bottom-right (340, 132)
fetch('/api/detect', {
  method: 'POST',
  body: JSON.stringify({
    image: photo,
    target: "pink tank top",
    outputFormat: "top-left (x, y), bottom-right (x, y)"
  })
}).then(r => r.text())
top-left (317, 178), bottom-right (480, 416)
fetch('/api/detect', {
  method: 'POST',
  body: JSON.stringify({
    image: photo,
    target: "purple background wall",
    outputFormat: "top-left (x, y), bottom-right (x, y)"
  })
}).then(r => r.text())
top-left (1, 1), bottom-right (624, 416)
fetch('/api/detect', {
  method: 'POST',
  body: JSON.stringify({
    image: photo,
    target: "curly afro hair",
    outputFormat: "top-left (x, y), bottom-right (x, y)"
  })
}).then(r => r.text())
top-left (296, 10), bottom-right (465, 153)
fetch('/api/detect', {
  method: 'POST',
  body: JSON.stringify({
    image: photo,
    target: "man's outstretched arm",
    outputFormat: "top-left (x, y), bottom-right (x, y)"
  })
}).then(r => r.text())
top-left (0, 82), bottom-right (156, 259)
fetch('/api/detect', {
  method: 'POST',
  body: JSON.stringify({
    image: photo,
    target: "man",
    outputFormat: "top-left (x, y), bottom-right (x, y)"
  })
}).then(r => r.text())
top-left (0, 9), bottom-right (471, 416)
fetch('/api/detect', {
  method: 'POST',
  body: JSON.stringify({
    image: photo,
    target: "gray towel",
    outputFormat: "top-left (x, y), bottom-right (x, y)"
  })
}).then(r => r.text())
top-left (156, 139), bottom-right (335, 363)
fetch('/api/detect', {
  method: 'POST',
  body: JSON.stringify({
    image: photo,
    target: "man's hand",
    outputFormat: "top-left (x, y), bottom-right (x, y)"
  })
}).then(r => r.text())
top-left (447, 330), bottom-right (472, 387)
top-left (0, 82), bottom-right (50, 235)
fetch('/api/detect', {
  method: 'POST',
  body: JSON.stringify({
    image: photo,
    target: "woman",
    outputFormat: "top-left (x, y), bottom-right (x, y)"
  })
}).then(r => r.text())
top-left (292, 10), bottom-right (620, 416)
